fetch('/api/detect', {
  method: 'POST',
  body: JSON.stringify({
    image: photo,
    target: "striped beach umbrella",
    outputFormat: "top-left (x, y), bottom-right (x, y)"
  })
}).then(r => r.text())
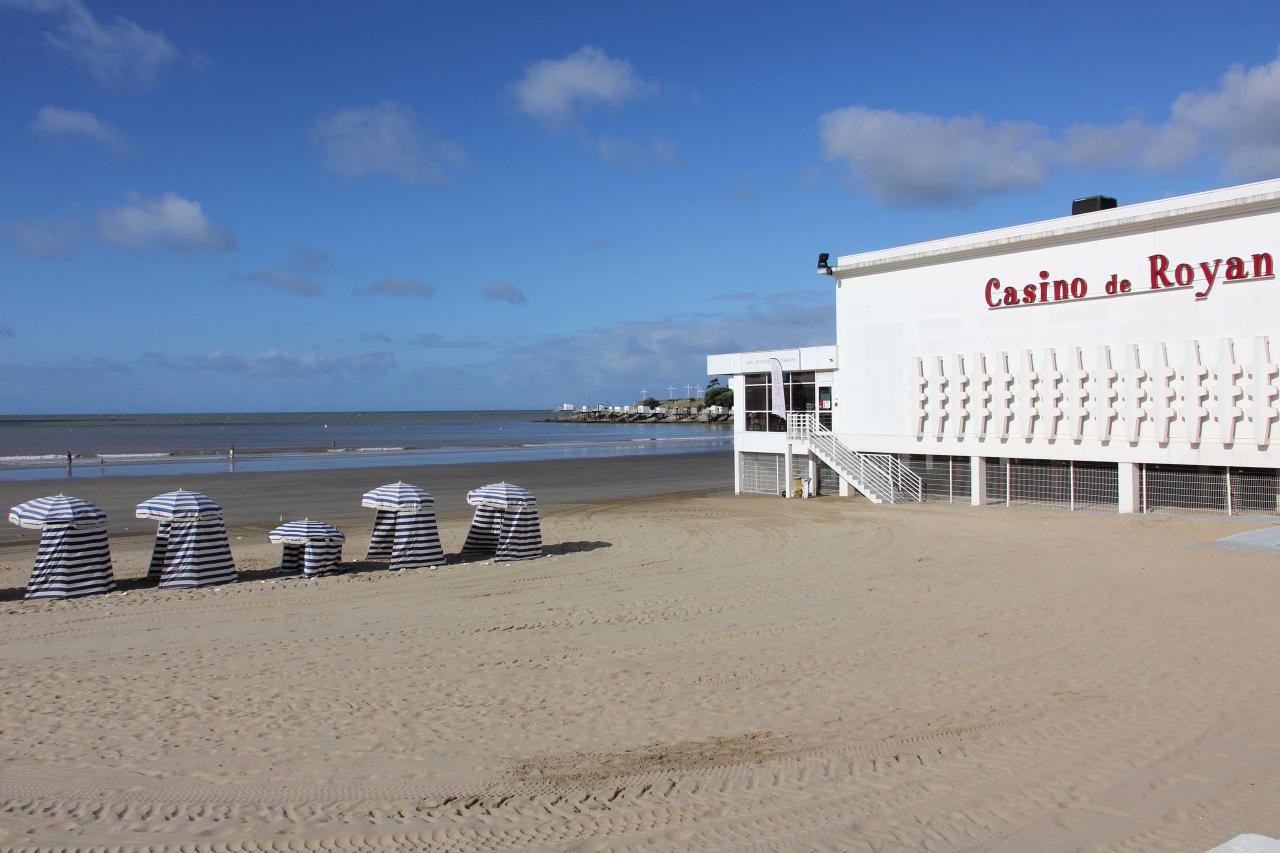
top-left (135, 489), bottom-right (223, 521)
top-left (462, 482), bottom-right (542, 562)
top-left (269, 519), bottom-right (345, 577)
top-left (8, 495), bottom-right (116, 600)
top-left (361, 481), bottom-right (434, 512)
top-left (466, 481), bottom-right (536, 510)
top-left (136, 490), bottom-right (236, 589)
top-left (9, 493), bottom-right (107, 529)
top-left (361, 482), bottom-right (444, 569)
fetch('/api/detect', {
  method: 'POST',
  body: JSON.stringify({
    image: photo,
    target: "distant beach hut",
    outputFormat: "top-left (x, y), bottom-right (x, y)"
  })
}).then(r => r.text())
top-left (361, 482), bottom-right (444, 569)
top-left (462, 482), bottom-right (542, 561)
top-left (268, 519), bottom-right (345, 577)
top-left (7, 494), bottom-right (116, 600)
top-left (135, 489), bottom-right (237, 589)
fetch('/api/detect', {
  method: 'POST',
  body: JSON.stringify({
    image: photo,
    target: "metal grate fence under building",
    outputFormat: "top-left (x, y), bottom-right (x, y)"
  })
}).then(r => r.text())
top-left (741, 452), bottom-right (785, 496)
top-left (744, 450), bottom-right (1277, 517)
top-left (898, 455), bottom-right (972, 503)
top-left (1141, 465), bottom-right (1280, 517)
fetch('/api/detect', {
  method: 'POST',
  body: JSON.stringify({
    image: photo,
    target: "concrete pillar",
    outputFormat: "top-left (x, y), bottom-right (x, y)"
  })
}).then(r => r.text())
top-left (784, 442), bottom-right (794, 498)
top-left (1118, 461), bottom-right (1140, 514)
top-left (970, 456), bottom-right (987, 506)
top-left (733, 450), bottom-right (743, 495)
top-left (838, 476), bottom-right (851, 497)
top-left (807, 453), bottom-right (818, 492)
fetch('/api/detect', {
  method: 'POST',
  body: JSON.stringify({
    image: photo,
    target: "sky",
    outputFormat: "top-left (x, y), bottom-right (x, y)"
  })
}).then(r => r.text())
top-left (3, 1), bottom-right (1280, 413)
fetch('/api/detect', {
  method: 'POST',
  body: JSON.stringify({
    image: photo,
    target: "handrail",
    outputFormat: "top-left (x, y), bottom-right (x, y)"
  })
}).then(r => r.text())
top-left (786, 413), bottom-right (923, 503)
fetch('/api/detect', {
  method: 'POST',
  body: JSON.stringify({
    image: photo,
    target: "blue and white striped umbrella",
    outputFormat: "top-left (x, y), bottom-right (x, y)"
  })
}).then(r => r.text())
top-left (269, 519), bottom-right (345, 577)
top-left (466, 482), bottom-right (536, 509)
top-left (268, 519), bottom-right (345, 544)
top-left (136, 489), bottom-right (223, 521)
top-left (463, 482), bottom-right (541, 561)
top-left (361, 481), bottom-right (434, 512)
top-left (8, 495), bottom-right (115, 599)
top-left (9, 494), bottom-right (107, 530)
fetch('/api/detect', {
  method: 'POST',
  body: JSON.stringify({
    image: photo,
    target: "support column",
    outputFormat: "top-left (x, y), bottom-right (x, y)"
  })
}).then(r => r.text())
top-left (970, 456), bottom-right (987, 506)
top-left (733, 450), bottom-right (743, 495)
top-left (784, 442), bottom-right (794, 498)
top-left (807, 453), bottom-right (818, 496)
top-left (1118, 461), bottom-right (1140, 514)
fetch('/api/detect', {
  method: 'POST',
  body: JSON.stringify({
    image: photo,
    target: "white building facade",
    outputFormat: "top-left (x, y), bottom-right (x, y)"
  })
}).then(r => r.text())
top-left (708, 179), bottom-right (1280, 516)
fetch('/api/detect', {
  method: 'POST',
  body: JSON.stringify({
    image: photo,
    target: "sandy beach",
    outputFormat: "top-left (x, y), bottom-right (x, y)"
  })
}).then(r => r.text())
top-left (2, 455), bottom-right (1280, 850)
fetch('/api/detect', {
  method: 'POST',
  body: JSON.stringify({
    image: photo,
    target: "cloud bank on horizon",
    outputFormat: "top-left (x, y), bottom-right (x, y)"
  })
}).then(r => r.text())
top-left (2, 2), bottom-right (1280, 412)
top-left (820, 55), bottom-right (1280, 205)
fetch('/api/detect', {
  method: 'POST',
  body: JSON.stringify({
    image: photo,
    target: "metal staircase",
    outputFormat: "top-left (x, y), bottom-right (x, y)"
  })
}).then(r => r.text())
top-left (787, 413), bottom-right (923, 504)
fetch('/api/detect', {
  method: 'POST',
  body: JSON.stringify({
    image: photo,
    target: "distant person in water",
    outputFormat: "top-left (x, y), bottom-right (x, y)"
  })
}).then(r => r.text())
top-left (229, 445), bottom-right (236, 471)
top-left (65, 451), bottom-right (72, 478)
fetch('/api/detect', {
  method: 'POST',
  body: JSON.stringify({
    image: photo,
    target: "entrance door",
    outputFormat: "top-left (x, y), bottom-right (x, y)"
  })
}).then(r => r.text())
top-left (818, 386), bottom-right (833, 429)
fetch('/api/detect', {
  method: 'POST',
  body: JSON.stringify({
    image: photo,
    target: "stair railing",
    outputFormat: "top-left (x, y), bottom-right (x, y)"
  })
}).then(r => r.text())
top-left (786, 413), bottom-right (923, 503)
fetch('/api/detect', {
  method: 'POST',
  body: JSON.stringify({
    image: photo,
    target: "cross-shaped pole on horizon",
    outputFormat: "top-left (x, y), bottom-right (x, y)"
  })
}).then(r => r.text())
top-left (666, 384), bottom-right (675, 399)
top-left (640, 387), bottom-right (647, 399)
top-left (684, 383), bottom-right (692, 398)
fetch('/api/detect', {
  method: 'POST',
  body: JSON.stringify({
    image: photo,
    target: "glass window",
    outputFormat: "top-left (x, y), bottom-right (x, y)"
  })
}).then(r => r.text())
top-left (791, 383), bottom-right (816, 412)
top-left (740, 368), bottom-right (816, 432)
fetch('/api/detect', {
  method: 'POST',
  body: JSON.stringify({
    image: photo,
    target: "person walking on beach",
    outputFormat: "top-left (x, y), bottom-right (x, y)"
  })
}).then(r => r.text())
top-left (65, 451), bottom-right (72, 478)
top-left (229, 445), bottom-right (236, 472)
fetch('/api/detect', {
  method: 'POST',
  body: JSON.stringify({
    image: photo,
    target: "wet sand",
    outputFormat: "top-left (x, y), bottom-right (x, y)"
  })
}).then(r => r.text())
top-left (3, 468), bottom-right (1280, 850)
top-left (0, 451), bottom-right (731, 544)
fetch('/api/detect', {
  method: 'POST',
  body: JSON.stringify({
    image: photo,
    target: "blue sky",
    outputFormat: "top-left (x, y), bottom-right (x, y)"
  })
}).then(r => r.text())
top-left (2, 0), bottom-right (1280, 413)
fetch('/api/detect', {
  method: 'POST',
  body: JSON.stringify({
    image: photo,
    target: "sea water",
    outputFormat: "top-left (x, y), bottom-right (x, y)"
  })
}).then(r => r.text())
top-left (0, 411), bottom-right (731, 482)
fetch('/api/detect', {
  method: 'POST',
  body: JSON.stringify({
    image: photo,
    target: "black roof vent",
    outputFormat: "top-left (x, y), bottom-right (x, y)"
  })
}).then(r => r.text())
top-left (1072, 195), bottom-right (1118, 215)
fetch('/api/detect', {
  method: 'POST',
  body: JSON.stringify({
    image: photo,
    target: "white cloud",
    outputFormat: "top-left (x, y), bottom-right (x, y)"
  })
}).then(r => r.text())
top-left (410, 333), bottom-right (484, 349)
top-left (290, 248), bottom-right (334, 274)
top-left (311, 102), bottom-right (465, 185)
top-left (97, 192), bottom-right (235, 251)
top-left (480, 280), bottom-right (526, 305)
top-left (581, 134), bottom-right (678, 168)
top-left (3, 0), bottom-right (183, 89)
top-left (365, 276), bottom-right (438, 298)
top-left (30, 106), bottom-right (127, 154)
top-left (230, 270), bottom-right (320, 297)
top-left (2, 217), bottom-right (80, 257)
top-left (141, 349), bottom-right (396, 377)
top-left (514, 46), bottom-right (650, 125)
top-left (820, 106), bottom-right (1049, 205)
top-left (820, 53), bottom-right (1280, 206)
top-left (485, 291), bottom-right (834, 399)
top-left (1170, 55), bottom-right (1280, 178)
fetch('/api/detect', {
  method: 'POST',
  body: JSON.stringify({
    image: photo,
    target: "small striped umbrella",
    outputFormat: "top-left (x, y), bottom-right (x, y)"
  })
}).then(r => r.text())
top-left (466, 482), bottom-right (536, 509)
top-left (268, 519), bottom-right (345, 544)
top-left (269, 519), bottom-right (345, 577)
top-left (361, 481), bottom-right (434, 512)
top-left (9, 494), bottom-right (107, 530)
top-left (136, 489), bottom-right (223, 521)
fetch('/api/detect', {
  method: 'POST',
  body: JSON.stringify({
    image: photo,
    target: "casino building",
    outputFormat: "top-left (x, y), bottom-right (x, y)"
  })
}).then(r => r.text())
top-left (707, 178), bottom-right (1280, 516)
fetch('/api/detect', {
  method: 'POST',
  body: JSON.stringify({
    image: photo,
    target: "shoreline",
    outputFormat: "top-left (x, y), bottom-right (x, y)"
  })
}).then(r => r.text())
top-left (0, 450), bottom-right (731, 545)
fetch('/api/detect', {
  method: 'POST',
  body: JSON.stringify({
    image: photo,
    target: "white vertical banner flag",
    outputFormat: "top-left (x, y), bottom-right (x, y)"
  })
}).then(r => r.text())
top-left (769, 357), bottom-right (787, 424)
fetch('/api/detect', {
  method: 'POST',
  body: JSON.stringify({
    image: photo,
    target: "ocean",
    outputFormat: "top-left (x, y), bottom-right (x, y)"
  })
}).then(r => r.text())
top-left (0, 411), bottom-right (731, 482)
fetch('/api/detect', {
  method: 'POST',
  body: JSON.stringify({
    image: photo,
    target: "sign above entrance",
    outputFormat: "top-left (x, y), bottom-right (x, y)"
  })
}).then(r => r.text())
top-left (742, 349), bottom-right (801, 370)
top-left (984, 250), bottom-right (1274, 310)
